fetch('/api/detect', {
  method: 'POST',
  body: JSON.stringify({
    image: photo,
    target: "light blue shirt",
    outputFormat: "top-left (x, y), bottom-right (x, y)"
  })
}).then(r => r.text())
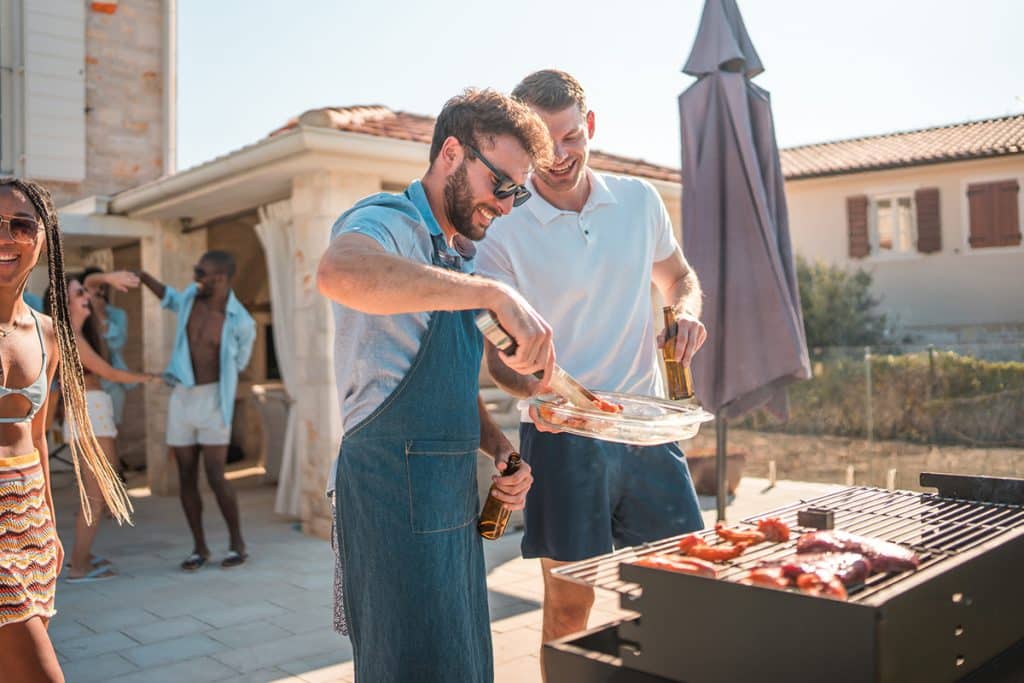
top-left (327, 180), bottom-right (476, 495)
top-left (329, 181), bottom-right (476, 433)
top-left (161, 283), bottom-right (256, 427)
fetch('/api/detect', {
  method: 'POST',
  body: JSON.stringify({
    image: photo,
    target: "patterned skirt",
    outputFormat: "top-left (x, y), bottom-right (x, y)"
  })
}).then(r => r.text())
top-left (0, 451), bottom-right (58, 626)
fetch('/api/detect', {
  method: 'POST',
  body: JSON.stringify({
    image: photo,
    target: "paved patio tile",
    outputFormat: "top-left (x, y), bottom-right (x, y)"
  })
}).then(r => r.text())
top-left (495, 653), bottom-right (543, 683)
top-left (120, 615), bottom-right (211, 645)
top-left (48, 615), bottom-right (94, 642)
top-left (120, 633), bottom-right (225, 669)
top-left (207, 619), bottom-right (294, 649)
top-left (268, 608), bottom-right (332, 635)
top-left (193, 600), bottom-right (290, 628)
top-left (75, 606), bottom-right (160, 633)
top-left (493, 625), bottom-right (543, 665)
top-left (59, 653), bottom-right (138, 682)
top-left (143, 592), bottom-right (233, 619)
top-left (56, 631), bottom-right (138, 660)
top-left (107, 655), bottom-right (238, 683)
top-left (278, 650), bottom-right (356, 682)
top-left (219, 669), bottom-right (306, 682)
top-left (213, 629), bottom-right (350, 674)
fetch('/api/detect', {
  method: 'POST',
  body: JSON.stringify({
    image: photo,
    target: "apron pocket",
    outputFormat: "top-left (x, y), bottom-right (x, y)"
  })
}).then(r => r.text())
top-left (405, 438), bottom-right (479, 534)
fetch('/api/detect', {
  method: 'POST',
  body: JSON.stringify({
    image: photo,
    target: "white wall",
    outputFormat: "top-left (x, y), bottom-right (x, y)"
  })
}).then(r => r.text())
top-left (785, 155), bottom-right (1024, 331)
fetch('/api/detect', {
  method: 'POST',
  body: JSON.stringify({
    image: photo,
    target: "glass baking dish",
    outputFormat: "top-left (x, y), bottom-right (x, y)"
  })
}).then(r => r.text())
top-left (529, 391), bottom-right (715, 446)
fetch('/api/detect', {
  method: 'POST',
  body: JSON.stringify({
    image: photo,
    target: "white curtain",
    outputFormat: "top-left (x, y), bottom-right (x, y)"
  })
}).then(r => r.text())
top-left (255, 200), bottom-right (301, 518)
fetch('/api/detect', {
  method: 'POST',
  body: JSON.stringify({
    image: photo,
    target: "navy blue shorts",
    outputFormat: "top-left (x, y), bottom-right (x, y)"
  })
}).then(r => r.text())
top-left (519, 423), bottom-right (705, 562)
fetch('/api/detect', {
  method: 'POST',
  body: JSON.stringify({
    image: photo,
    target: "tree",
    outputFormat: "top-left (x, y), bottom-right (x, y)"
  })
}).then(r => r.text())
top-left (797, 256), bottom-right (888, 348)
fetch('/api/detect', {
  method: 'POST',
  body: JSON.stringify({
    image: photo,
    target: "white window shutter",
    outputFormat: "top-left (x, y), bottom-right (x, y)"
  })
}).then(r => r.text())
top-left (23, 0), bottom-right (85, 182)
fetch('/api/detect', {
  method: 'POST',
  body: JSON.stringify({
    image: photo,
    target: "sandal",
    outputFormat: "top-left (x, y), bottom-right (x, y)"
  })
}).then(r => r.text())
top-left (221, 551), bottom-right (248, 569)
top-left (66, 565), bottom-right (118, 583)
top-left (180, 553), bottom-right (209, 571)
top-left (65, 554), bottom-right (109, 569)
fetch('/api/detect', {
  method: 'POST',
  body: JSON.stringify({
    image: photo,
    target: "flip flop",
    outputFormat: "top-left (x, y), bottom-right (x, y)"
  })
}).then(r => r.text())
top-left (65, 554), bottom-right (110, 569)
top-left (221, 551), bottom-right (248, 569)
top-left (66, 565), bottom-right (118, 584)
top-left (181, 553), bottom-right (208, 571)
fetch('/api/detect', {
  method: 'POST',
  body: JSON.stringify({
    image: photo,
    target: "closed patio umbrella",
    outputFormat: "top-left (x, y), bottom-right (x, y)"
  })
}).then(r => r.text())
top-left (679, 0), bottom-right (811, 520)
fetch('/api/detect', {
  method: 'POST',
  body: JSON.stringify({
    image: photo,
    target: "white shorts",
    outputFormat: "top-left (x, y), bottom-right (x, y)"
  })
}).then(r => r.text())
top-left (63, 390), bottom-right (118, 441)
top-left (166, 384), bottom-right (231, 447)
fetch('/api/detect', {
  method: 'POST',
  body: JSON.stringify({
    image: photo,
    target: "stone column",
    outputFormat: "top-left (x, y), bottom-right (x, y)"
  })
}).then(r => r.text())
top-left (141, 220), bottom-right (206, 495)
top-left (290, 171), bottom-right (381, 538)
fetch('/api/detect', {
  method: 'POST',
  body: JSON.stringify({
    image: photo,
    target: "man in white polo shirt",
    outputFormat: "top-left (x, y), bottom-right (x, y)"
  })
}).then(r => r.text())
top-left (477, 70), bottom-right (708, 680)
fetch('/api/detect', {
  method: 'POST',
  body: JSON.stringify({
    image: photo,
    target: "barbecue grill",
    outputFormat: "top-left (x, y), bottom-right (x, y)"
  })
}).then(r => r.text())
top-left (545, 473), bottom-right (1024, 683)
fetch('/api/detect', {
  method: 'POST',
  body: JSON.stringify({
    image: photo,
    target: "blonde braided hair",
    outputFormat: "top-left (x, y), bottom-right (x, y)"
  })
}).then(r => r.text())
top-left (1, 177), bottom-right (132, 525)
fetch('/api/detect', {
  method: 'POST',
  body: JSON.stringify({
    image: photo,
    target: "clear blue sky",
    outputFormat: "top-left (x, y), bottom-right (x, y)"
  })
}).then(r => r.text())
top-left (178, 0), bottom-right (1023, 172)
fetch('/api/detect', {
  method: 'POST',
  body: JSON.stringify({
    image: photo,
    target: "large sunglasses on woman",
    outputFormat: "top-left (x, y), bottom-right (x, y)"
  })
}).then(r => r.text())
top-left (0, 214), bottom-right (42, 243)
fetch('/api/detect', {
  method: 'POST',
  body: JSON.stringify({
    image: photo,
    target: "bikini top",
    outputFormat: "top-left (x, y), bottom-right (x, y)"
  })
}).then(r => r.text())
top-left (0, 310), bottom-right (48, 424)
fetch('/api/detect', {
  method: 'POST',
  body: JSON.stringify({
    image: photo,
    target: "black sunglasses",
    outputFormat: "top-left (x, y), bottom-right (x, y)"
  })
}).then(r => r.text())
top-left (464, 144), bottom-right (531, 207)
top-left (0, 214), bottom-right (42, 244)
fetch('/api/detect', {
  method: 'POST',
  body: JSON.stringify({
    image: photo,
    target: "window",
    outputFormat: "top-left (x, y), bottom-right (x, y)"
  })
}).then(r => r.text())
top-left (0, 0), bottom-right (22, 174)
top-left (870, 194), bottom-right (916, 255)
top-left (967, 180), bottom-right (1021, 249)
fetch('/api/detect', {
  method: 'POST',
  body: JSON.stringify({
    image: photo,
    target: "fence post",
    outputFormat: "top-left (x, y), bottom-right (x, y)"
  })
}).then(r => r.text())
top-left (927, 345), bottom-right (936, 443)
top-left (864, 346), bottom-right (874, 443)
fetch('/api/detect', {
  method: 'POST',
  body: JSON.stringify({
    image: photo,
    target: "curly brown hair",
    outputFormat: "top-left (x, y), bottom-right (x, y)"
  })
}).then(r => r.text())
top-left (512, 69), bottom-right (588, 114)
top-left (0, 177), bottom-right (132, 525)
top-left (429, 88), bottom-right (552, 167)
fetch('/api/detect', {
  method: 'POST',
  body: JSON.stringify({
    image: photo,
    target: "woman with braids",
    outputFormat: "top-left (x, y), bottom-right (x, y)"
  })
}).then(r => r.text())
top-left (47, 272), bottom-right (157, 583)
top-left (0, 177), bottom-right (132, 682)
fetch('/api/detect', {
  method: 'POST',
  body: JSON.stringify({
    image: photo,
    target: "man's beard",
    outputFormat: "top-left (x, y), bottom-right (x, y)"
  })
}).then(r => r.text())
top-left (444, 162), bottom-right (487, 242)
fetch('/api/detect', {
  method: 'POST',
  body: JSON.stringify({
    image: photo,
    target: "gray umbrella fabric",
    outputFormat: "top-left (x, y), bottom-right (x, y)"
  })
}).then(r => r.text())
top-left (679, 0), bottom-right (811, 519)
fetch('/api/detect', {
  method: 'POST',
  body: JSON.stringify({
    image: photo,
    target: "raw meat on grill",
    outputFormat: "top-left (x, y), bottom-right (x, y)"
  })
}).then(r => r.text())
top-left (774, 552), bottom-right (871, 587)
top-left (632, 555), bottom-right (719, 579)
top-left (796, 530), bottom-right (920, 572)
top-left (756, 517), bottom-right (791, 542)
top-left (677, 534), bottom-right (749, 561)
top-left (715, 523), bottom-right (766, 545)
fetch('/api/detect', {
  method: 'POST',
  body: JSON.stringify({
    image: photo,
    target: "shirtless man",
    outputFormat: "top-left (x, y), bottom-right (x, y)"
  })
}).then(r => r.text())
top-left (137, 251), bottom-right (256, 570)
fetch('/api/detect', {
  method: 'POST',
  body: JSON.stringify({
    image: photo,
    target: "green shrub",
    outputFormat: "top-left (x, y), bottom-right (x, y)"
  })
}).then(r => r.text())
top-left (797, 256), bottom-right (888, 348)
top-left (743, 350), bottom-right (1024, 446)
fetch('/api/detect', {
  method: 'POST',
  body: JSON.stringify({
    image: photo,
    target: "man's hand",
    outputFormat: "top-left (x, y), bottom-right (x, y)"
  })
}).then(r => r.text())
top-left (104, 270), bottom-right (141, 292)
top-left (657, 311), bottom-right (707, 366)
top-left (489, 450), bottom-right (533, 511)
top-left (488, 284), bottom-right (556, 379)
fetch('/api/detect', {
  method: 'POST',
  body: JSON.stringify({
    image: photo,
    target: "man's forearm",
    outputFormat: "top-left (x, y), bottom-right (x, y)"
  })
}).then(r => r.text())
top-left (667, 269), bottom-right (703, 319)
top-left (484, 343), bottom-right (538, 399)
top-left (317, 237), bottom-right (502, 316)
top-left (478, 395), bottom-right (514, 461)
top-left (135, 270), bottom-right (166, 300)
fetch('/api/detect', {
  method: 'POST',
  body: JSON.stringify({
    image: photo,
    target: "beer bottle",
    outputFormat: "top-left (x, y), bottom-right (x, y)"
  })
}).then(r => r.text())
top-left (478, 453), bottom-right (522, 540)
top-left (662, 306), bottom-right (695, 401)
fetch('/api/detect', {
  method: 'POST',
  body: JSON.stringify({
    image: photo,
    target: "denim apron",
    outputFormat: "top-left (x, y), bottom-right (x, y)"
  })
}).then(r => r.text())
top-left (335, 233), bottom-right (491, 683)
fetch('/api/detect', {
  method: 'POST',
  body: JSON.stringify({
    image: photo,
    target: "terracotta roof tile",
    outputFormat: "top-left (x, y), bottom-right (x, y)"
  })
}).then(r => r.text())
top-left (271, 108), bottom-right (1024, 184)
top-left (780, 114), bottom-right (1024, 179)
top-left (270, 106), bottom-right (682, 183)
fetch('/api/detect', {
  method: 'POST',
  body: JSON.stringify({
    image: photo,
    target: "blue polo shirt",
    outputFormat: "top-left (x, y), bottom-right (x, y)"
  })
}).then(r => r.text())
top-left (160, 283), bottom-right (256, 427)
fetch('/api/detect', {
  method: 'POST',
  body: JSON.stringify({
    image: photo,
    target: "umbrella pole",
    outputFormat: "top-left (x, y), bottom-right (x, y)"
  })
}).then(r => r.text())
top-left (715, 409), bottom-right (727, 522)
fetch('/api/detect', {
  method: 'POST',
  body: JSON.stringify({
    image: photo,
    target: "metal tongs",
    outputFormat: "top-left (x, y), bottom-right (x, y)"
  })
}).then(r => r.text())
top-left (475, 311), bottom-right (602, 411)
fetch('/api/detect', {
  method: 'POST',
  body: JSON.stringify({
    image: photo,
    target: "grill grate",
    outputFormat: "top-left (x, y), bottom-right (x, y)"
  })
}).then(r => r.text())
top-left (552, 485), bottom-right (1024, 604)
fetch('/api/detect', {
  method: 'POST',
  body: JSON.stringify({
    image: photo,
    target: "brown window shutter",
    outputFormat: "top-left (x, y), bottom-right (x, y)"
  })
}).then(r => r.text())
top-left (995, 180), bottom-right (1021, 247)
top-left (969, 180), bottom-right (1022, 248)
top-left (968, 183), bottom-right (995, 247)
top-left (914, 187), bottom-right (941, 253)
top-left (847, 195), bottom-right (870, 258)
